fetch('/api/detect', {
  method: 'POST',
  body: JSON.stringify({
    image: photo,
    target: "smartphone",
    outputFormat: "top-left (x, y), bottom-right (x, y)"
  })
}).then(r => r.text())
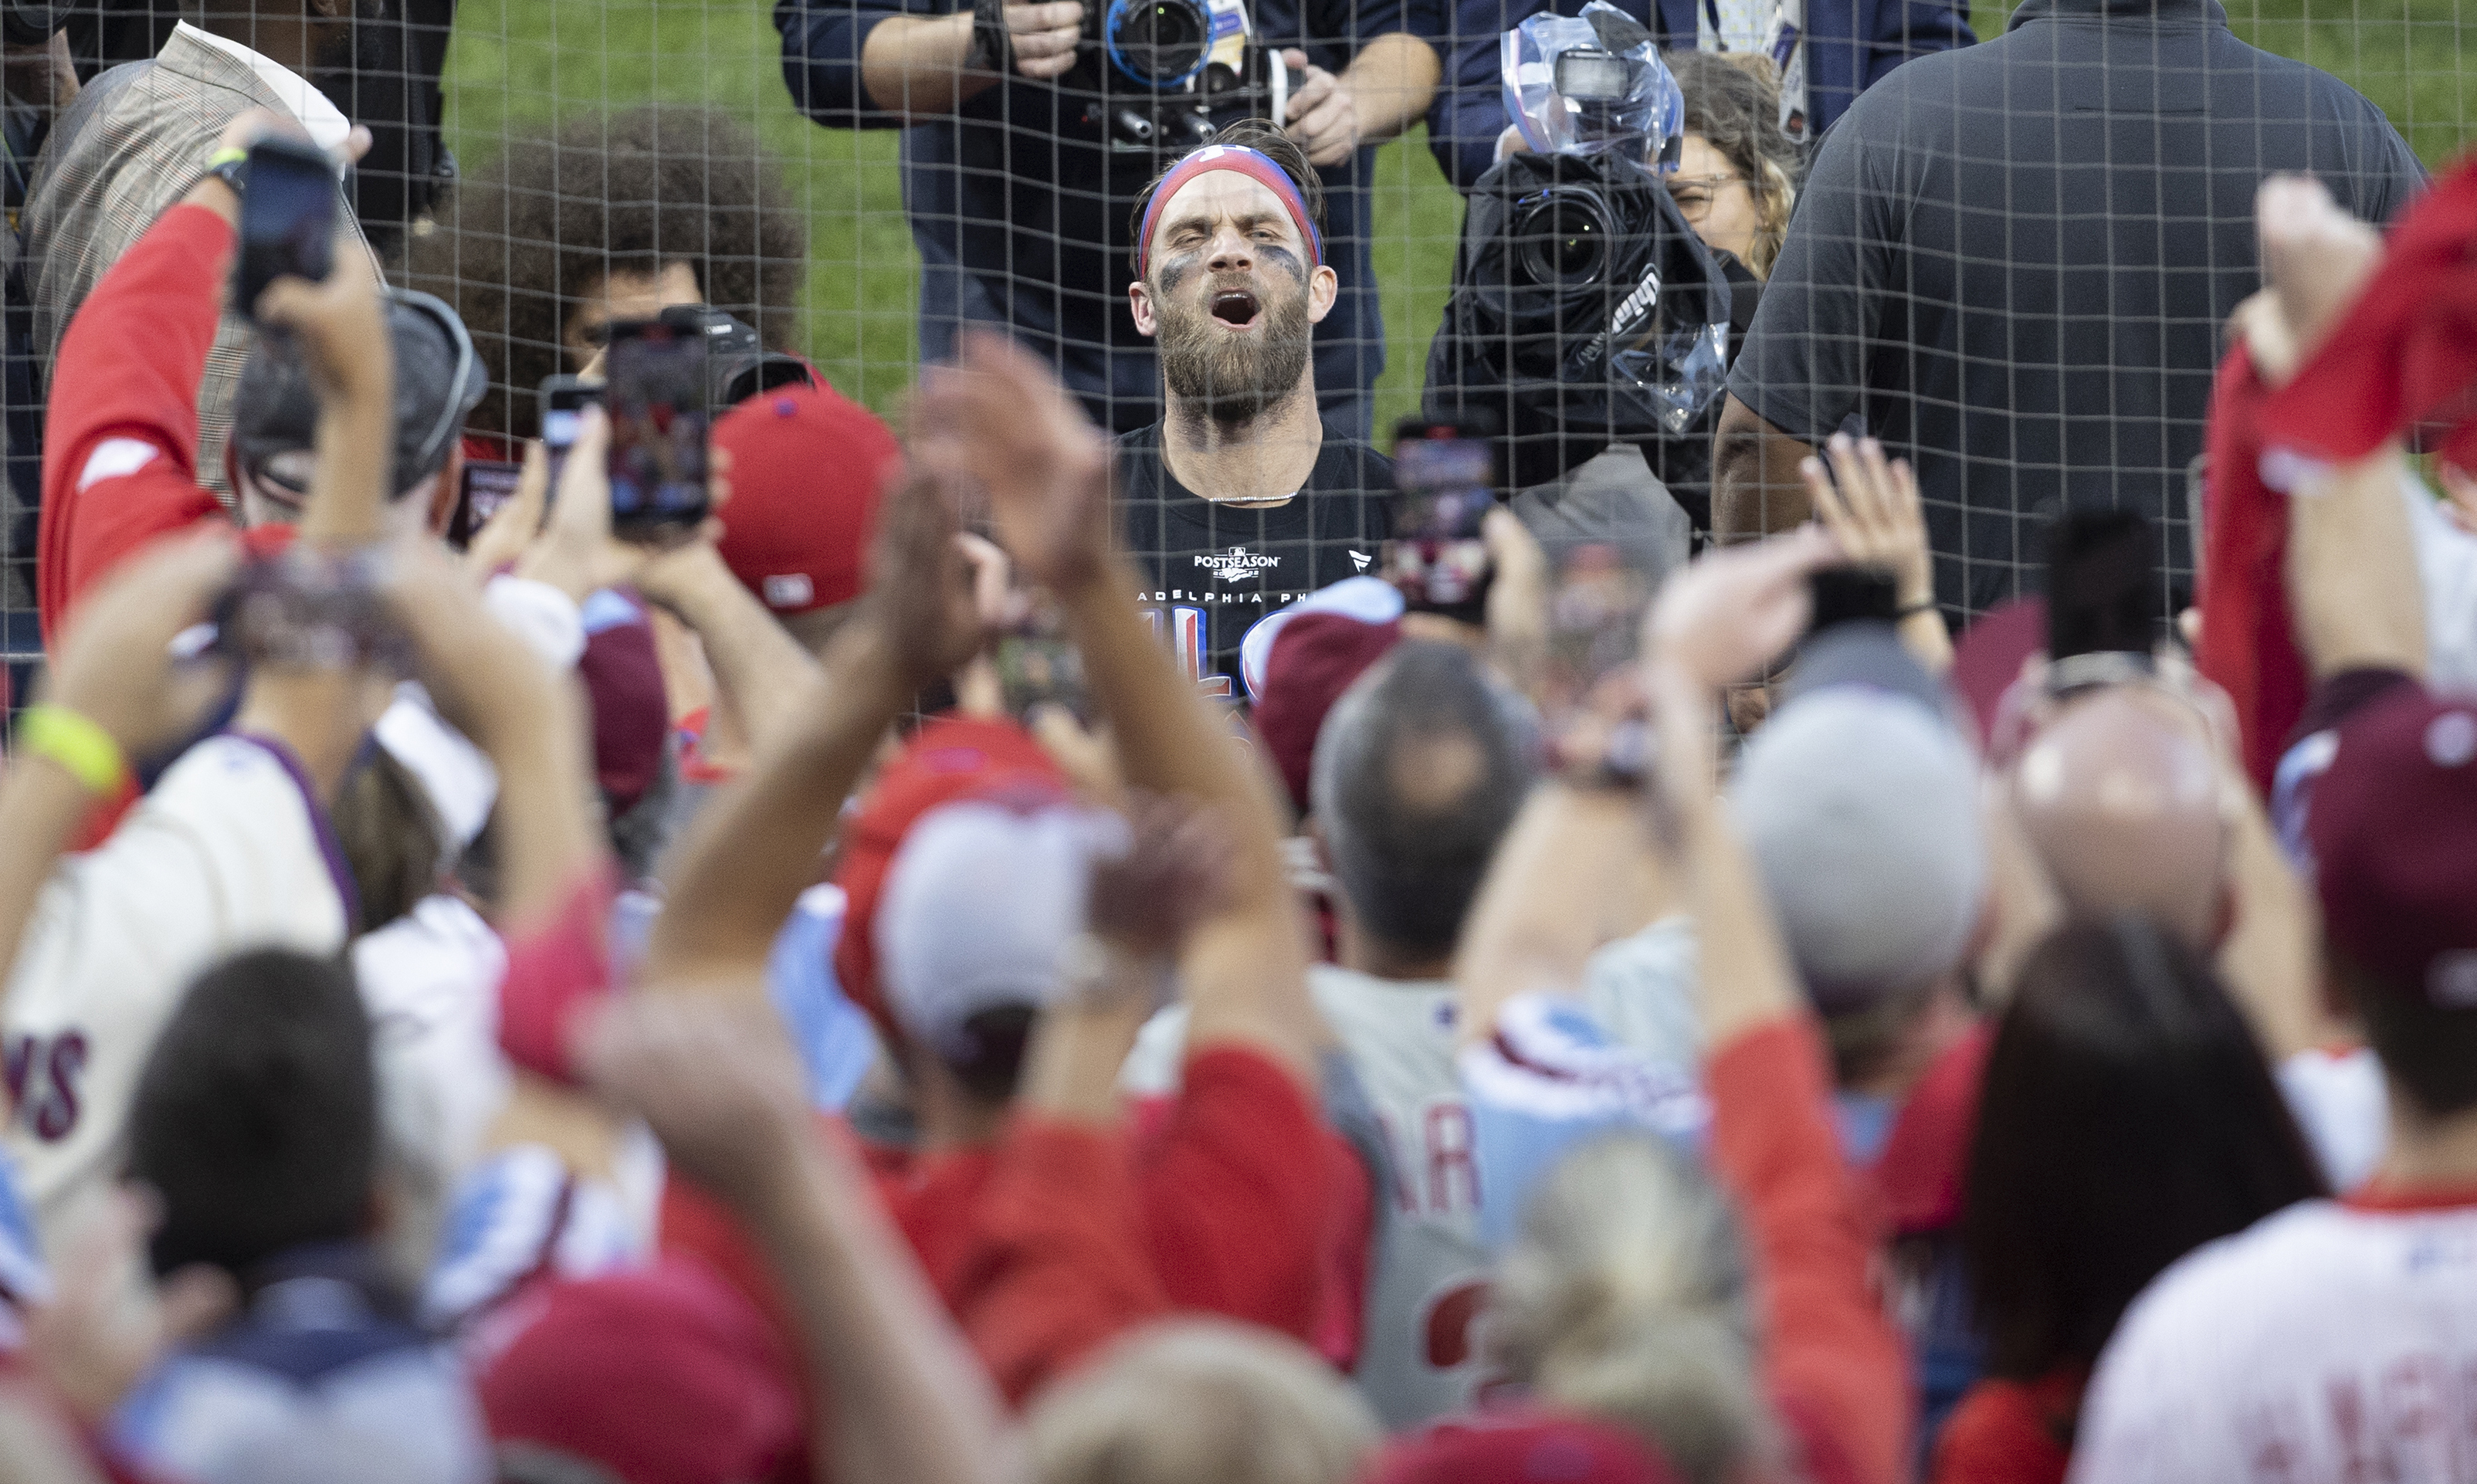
top-left (215, 549), bottom-right (399, 671)
top-left (232, 137), bottom-right (336, 320)
top-left (538, 374), bottom-right (601, 494)
top-left (1537, 544), bottom-right (1656, 784)
top-left (995, 601), bottom-right (1090, 724)
top-left (1382, 420), bottom-right (1499, 626)
top-left (2046, 510), bottom-right (2158, 662)
top-left (446, 459), bottom-right (525, 551)
top-left (602, 318), bottom-right (711, 536)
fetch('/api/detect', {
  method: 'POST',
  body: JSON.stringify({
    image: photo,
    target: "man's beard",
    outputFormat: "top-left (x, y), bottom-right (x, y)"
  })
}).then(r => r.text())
top-left (1157, 274), bottom-right (1313, 426)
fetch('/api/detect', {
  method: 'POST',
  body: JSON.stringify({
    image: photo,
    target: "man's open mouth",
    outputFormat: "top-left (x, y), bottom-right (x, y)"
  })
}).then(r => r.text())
top-left (1209, 288), bottom-right (1262, 328)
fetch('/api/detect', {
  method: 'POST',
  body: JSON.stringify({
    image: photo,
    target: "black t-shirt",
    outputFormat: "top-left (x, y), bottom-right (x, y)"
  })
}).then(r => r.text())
top-left (1730, 0), bottom-right (2425, 617)
top-left (1117, 422), bottom-right (1393, 700)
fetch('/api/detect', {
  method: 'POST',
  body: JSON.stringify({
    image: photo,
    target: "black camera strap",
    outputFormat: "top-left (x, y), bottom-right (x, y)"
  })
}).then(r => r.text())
top-left (968, 0), bottom-right (1017, 76)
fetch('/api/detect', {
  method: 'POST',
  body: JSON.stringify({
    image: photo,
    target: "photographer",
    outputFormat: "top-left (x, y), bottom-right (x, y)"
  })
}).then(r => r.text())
top-left (1114, 127), bottom-right (1391, 696)
top-left (775, 0), bottom-right (1437, 438)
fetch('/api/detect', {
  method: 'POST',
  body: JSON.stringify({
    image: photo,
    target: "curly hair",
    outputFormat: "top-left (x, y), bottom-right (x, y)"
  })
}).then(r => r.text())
top-left (1664, 50), bottom-right (1800, 279)
top-left (408, 105), bottom-right (808, 440)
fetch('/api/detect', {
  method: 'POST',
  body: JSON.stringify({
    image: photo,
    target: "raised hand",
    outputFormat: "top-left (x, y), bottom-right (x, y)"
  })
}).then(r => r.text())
top-left (44, 530), bottom-right (241, 762)
top-left (252, 229), bottom-right (389, 415)
top-left (1645, 525), bottom-right (1842, 695)
top-left (1803, 433), bottom-right (1931, 612)
top-left (1086, 791), bottom-right (1238, 963)
top-left (2241, 174), bottom-right (2384, 389)
top-left (909, 329), bottom-right (1114, 592)
top-left (575, 996), bottom-right (812, 1216)
top-left (866, 459), bottom-right (996, 690)
top-left (384, 539), bottom-right (565, 759)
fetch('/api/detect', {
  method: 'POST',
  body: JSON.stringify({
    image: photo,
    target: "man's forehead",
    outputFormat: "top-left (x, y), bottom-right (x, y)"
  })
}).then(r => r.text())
top-left (1157, 170), bottom-right (1302, 241)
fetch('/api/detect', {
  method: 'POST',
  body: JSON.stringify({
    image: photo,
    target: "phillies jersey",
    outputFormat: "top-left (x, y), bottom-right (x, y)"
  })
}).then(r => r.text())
top-left (1117, 422), bottom-right (1391, 700)
top-left (2073, 1193), bottom-right (2477, 1482)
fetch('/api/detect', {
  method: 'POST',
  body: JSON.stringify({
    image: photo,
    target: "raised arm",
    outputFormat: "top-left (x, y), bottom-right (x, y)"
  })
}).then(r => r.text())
top-left (1638, 530), bottom-right (1912, 1484)
top-left (642, 459), bottom-right (990, 993)
top-left (509, 407), bottom-right (825, 757)
top-left (583, 998), bottom-right (1022, 1484)
top-left (0, 535), bottom-right (240, 1011)
top-left (911, 328), bottom-right (1322, 1087)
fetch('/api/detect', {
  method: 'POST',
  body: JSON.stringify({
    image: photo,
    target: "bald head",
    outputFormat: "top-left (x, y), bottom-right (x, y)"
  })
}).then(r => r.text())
top-left (2010, 689), bottom-right (2228, 950)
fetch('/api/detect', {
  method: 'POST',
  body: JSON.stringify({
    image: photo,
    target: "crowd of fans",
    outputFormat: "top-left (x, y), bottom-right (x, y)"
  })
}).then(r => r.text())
top-left (0, 0), bottom-right (2471, 1479)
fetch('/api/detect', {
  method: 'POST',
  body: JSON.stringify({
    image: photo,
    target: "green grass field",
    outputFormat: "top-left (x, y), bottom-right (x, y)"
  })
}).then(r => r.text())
top-left (435, 0), bottom-right (2474, 431)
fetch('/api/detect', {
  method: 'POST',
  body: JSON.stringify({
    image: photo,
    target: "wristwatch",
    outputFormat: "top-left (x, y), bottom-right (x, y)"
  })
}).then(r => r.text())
top-left (196, 145), bottom-right (249, 200)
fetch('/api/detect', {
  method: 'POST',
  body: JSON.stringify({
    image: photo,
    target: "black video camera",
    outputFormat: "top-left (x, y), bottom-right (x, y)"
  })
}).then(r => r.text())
top-left (1424, 149), bottom-right (1733, 490)
top-left (1059, 0), bottom-right (1297, 152)
top-left (655, 305), bottom-right (817, 411)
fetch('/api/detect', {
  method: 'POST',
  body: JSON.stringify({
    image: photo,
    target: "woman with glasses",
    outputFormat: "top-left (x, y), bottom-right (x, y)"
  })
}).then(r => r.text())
top-left (1662, 50), bottom-right (1799, 281)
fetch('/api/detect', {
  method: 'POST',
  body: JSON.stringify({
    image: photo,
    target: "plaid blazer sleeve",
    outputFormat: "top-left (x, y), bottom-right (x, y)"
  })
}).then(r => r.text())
top-left (22, 32), bottom-right (371, 504)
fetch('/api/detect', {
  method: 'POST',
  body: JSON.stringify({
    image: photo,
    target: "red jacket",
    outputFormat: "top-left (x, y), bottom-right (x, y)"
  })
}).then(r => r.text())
top-left (39, 202), bottom-right (234, 648)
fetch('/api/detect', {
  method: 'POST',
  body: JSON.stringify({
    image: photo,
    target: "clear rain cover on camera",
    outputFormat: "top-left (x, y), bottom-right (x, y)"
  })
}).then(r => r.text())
top-left (1610, 320), bottom-right (1729, 434)
top-left (1501, 2), bottom-right (1686, 162)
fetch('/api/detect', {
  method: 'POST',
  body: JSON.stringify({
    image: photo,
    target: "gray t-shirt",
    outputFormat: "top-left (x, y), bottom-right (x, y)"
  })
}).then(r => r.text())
top-left (1730, 0), bottom-right (2425, 616)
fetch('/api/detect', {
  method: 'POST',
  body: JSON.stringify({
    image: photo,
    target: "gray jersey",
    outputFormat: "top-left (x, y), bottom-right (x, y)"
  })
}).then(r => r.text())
top-left (1121, 923), bottom-right (1701, 1428)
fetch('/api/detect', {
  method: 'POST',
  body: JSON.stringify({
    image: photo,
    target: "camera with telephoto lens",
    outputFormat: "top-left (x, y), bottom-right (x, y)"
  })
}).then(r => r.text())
top-left (654, 305), bottom-right (816, 411)
top-left (1425, 147), bottom-right (1733, 490)
top-left (1056, 0), bottom-right (1298, 152)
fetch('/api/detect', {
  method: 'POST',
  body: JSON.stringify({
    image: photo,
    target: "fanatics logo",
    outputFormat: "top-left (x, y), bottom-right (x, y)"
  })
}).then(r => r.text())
top-left (1195, 546), bottom-right (1281, 584)
top-left (1350, 549), bottom-right (1373, 572)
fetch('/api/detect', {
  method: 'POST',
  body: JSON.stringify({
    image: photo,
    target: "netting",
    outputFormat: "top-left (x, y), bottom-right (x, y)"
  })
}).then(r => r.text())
top-left (0, 0), bottom-right (2469, 703)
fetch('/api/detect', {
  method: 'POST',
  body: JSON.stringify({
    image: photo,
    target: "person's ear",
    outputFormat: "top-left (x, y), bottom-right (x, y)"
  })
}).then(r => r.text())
top-left (424, 447), bottom-right (464, 538)
top-left (1129, 279), bottom-right (1158, 338)
top-left (308, 0), bottom-right (349, 20)
top-left (1306, 263), bottom-right (1339, 325)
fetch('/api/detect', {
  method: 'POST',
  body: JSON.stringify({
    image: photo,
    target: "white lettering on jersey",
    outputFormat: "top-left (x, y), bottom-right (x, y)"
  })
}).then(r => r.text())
top-left (1195, 546), bottom-right (1282, 583)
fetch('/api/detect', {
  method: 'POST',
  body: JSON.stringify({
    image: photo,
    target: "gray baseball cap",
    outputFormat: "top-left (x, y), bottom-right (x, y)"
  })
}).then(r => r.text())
top-left (1730, 629), bottom-right (1989, 1014)
top-left (232, 289), bottom-right (488, 502)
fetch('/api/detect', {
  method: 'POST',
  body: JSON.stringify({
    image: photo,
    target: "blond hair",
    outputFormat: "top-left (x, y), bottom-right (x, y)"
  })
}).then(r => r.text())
top-left (1486, 1133), bottom-right (1780, 1484)
top-left (1030, 1320), bottom-right (1380, 1484)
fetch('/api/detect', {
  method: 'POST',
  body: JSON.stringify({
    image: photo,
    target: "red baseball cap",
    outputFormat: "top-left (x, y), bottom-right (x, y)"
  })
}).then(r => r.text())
top-left (1368, 1410), bottom-right (1682, 1484)
top-left (832, 713), bottom-right (1071, 1049)
top-left (478, 1258), bottom-right (805, 1484)
top-left (2308, 685), bottom-right (2477, 1006)
top-left (1251, 612), bottom-right (1403, 818)
top-left (713, 385), bottom-right (900, 615)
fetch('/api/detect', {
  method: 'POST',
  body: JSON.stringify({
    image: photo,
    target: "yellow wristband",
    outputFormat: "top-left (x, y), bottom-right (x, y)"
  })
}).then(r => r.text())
top-left (17, 705), bottom-right (128, 798)
top-left (206, 145), bottom-right (249, 168)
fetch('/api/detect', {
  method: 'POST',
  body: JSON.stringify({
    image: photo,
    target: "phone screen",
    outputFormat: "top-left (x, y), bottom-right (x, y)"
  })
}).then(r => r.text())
top-left (1540, 544), bottom-right (1655, 785)
top-left (538, 376), bottom-right (600, 495)
top-left (1382, 426), bottom-right (1497, 624)
top-left (446, 459), bottom-right (525, 551)
top-left (232, 140), bottom-right (336, 319)
top-left (604, 323), bottom-right (711, 532)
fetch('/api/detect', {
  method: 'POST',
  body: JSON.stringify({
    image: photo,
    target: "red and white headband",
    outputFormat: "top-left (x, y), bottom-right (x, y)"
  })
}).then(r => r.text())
top-left (1135, 144), bottom-right (1322, 280)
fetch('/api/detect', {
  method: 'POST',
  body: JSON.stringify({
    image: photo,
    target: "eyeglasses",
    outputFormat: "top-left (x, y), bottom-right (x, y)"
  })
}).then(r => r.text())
top-left (1665, 172), bottom-right (1747, 223)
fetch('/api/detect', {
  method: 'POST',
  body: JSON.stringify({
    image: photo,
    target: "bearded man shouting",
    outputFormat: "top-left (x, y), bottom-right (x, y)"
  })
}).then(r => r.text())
top-left (1117, 124), bottom-right (1394, 701)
